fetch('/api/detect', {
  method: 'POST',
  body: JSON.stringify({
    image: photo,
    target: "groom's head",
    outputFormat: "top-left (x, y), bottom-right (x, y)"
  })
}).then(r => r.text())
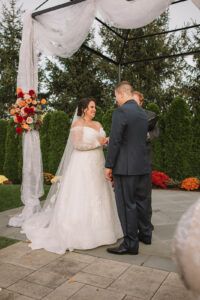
top-left (115, 81), bottom-right (134, 106)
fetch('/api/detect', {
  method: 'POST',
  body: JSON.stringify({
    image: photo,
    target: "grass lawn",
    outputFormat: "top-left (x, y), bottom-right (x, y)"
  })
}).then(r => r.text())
top-left (0, 236), bottom-right (19, 249)
top-left (0, 184), bottom-right (51, 212)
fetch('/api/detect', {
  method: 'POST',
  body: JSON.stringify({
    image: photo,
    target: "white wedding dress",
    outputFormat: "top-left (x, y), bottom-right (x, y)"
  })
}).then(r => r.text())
top-left (22, 125), bottom-right (123, 254)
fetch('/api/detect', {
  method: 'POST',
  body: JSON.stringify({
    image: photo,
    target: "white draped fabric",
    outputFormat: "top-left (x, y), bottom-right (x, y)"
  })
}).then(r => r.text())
top-left (17, 0), bottom-right (177, 91)
top-left (96, 0), bottom-right (172, 29)
top-left (9, 131), bottom-right (44, 227)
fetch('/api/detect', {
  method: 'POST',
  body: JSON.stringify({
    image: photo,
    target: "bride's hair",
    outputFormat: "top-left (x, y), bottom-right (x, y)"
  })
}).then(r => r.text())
top-left (77, 97), bottom-right (96, 116)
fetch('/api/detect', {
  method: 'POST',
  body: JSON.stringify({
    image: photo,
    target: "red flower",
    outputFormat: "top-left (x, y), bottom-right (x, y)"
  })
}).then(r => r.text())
top-left (151, 171), bottom-right (170, 189)
top-left (16, 127), bottom-right (23, 135)
top-left (29, 89), bottom-right (36, 97)
top-left (17, 91), bottom-right (24, 98)
top-left (24, 107), bottom-right (35, 115)
top-left (17, 115), bottom-right (23, 123)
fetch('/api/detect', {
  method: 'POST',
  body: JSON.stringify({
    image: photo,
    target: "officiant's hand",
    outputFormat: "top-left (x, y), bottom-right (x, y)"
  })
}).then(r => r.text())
top-left (105, 168), bottom-right (113, 182)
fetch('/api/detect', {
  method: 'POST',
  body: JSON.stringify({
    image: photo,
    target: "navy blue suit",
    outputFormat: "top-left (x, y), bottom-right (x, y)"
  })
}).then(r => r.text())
top-left (105, 100), bottom-right (152, 250)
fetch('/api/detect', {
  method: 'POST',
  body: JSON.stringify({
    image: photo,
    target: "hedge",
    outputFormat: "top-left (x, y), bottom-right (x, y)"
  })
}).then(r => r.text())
top-left (0, 119), bottom-right (8, 173)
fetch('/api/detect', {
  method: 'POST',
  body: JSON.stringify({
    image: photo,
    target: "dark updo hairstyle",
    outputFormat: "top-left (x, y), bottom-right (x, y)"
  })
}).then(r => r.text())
top-left (77, 97), bottom-right (96, 117)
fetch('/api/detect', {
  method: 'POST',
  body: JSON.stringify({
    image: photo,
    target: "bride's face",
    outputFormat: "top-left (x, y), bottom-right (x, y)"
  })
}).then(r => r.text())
top-left (84, 101), bottom-right (96, 120)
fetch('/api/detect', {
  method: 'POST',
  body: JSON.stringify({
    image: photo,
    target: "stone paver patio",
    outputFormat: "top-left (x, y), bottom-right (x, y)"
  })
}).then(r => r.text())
top-left (0, 190), bottom-right (199, 299)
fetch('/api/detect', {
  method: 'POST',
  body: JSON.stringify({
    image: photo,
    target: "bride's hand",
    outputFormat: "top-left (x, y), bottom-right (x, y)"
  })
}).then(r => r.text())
top-left (99, 137), bottom-right (108, 145)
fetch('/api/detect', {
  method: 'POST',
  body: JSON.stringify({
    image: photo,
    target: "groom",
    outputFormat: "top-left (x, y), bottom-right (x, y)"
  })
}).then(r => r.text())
top-left (105, 81), bottom-right (152, 255)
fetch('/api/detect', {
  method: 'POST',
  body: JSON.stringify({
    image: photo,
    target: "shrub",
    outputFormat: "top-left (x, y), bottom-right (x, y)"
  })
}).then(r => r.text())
top-left (0, 119), bottom-right (8, 173)
top-left (3, 121), bottom-right (21, 183)
top-left (48, 111), bottom-right (70, 174)
top-left (40, 113), bottom-right (52, 172)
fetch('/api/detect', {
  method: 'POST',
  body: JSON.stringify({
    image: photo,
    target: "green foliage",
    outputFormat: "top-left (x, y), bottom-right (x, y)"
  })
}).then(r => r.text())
top-left (3, 121), bottom-right (21, 183)
top-left (40, 113), bottom-right (52, 172)
top-left (0, 119), bottom-right (8, 173)
top-left (0, 0), bottom-right (23, 117)
top-left (164, 97), bottom-right (192, 180)
top-left (48, 111), bottom-right (70, 174)
top-left (191, 105), bottom-right (200, 177)
top-left (0, 236), bottom-right (19, 249)
top-left (0, 184), bottom-right (50, 212)
top-left (102, 107), bottom-right (115, 135)
top-left (145, 102), bottom-right (160, 116)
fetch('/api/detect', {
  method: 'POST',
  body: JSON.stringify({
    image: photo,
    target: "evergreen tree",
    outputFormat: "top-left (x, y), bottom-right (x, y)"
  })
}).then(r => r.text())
top-left (164, 97), bottom-right (192, 180)
top-left (40, 112), bottom-right (52, 173)
top-left (48, 111), bottom-right (70, 174)
top-left (43, 31), bottom-right (106, 114)
top-left (3, 121), bottom-right (21, 183)
top-left (0, 119), bottom-right (8, 173)
top-left (0, 0), bottom-right (23, 117)
top-left (99, 12), bottom-right (187, 110)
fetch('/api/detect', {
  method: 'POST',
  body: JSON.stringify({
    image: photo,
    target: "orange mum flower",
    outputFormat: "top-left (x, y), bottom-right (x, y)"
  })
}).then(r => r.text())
top-left (181, 177), bottom-right (200, 191)
top-left (41, 98), bottom-right (47, 105)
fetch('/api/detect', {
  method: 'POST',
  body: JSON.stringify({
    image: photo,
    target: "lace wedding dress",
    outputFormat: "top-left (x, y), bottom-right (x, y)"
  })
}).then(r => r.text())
top-left (22, 125), bottom-right (123, 254)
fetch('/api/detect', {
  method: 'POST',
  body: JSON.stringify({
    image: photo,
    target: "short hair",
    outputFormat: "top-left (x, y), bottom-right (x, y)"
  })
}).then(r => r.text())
top-left (133, 91), bottom-right (144, 105)
top-left (115, 81), bottom-right (134, 95)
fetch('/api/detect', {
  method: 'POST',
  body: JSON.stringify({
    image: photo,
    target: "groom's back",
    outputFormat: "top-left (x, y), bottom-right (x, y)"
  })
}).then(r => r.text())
top-left (113, 100), bottom-right (151, 175)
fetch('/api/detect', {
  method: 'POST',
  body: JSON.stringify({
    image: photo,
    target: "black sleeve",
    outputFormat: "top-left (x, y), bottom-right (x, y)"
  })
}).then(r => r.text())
top-left (105, 108), bottom-right (127, 169)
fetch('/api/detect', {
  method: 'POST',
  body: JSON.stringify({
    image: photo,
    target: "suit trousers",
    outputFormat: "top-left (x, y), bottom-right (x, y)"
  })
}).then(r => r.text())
top-left (114, 174), bottom-right (152, 249)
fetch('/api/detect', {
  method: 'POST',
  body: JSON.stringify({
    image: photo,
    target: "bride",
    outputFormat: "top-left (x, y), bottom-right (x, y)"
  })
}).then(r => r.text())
top-left (22, 97), bottom-right (123, 254)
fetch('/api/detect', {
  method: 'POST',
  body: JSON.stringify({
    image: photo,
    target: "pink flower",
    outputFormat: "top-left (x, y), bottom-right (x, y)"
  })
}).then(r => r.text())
top-left (26, 117), bottom-right (33, 124)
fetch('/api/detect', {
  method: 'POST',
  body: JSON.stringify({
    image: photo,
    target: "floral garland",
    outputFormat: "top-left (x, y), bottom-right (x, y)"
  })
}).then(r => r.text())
top-left (9, 88), bottom-right (47, 135)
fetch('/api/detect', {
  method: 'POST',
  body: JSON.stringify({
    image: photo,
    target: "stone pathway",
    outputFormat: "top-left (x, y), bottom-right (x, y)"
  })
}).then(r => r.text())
top-left (0, 190), bottom-right (199, 299)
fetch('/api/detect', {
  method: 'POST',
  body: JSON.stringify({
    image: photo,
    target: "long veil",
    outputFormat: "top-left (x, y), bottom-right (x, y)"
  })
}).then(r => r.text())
top-left (43, 108), bottom-right (79, 211)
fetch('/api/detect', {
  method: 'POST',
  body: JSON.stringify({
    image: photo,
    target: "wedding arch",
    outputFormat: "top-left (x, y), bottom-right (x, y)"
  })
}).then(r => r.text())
top-left (9, 0), bottom-right (200, 227)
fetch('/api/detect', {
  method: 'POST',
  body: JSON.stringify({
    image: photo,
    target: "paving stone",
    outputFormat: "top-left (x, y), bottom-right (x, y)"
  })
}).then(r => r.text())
top-left (0, 289), bottom-right (33, 300)
top-left (73, 271), bottom-right (114, 288)
top-left (42, 257), bottom-right (88, 279)
top-left (4, 248), bottom-right (60, 270)
top-left (143, 256), bottom-right (177, 272)
top-left (78, 245), bottom-right (148, 265)
top-left (108, 265), bottom-right (168, 300)
top-left (0, 263), bottom-right (33, 288)
top-left (25, 269), bottom-right (67, 289)
top-left (151, 284), bottom-right (194, 300)
top-left (124, 297), bottom-right (144, 300)
top-left (162, 272), bottom-right (187, 288)
top-left (139, 240), bottom-right (172, 258)
top-left (63, 252), bottom-right (97, 264)
top-left (8, 280), bottom-right (53, 300)
top-left (83, 258), bottom-right (130, 279)
top-left (69, 285), bottom-right (125, 300)
top-left (43, 281), bottom-right (84, 300)
top-left (0, 243), bottom-right (32, 264)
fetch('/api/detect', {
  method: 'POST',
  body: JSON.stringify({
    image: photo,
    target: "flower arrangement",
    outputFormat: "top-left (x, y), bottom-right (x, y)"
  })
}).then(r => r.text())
top-left (151, 170), bottom-right (171, 189)
top-left (9, 87), bottom-right (47, 135)
top-left (181, 177), bottom-right (200, 191)
top-left (43, 172), bottom-right (55, 185)
top-left (0, 175), bottom-right (9, 184)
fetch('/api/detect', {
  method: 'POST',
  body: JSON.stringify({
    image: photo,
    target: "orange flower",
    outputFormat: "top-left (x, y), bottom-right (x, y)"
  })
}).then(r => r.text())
top-left (26, 98), bottom-right (32, 104)
top-left (22, 123), bottom-right (30, 130)
top-left (18, 100), bottom-right (26, 107)
top-left (181, 177), bottom-right (200, 191)
top-left (16, 87), bottom-right (23, 94)
top-left (32, 100), bottom-right (37, 105)
top-left (10, 108), bottom-right (16, 115)
top-left (41, 98), bottom-right (47, 105)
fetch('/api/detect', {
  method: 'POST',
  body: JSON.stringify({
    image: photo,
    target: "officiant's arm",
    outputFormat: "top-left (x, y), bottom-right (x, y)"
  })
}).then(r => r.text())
top-left (105, 108), bottom-right (127, 169)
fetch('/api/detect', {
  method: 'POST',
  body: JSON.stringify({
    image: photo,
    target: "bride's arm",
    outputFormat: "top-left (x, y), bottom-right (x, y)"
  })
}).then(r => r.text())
top-left (71, 126), bottom-right (102, 151)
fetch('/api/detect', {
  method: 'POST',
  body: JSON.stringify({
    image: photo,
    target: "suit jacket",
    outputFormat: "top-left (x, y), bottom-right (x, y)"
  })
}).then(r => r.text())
top-left (105, 100), bottom-right (151, 175)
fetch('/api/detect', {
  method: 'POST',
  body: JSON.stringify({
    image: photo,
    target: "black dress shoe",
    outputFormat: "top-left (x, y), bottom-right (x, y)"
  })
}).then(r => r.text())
top-left (107, 244), bottom-right (138, 255)
top-left (138, 235), bottom-right (152, 245)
